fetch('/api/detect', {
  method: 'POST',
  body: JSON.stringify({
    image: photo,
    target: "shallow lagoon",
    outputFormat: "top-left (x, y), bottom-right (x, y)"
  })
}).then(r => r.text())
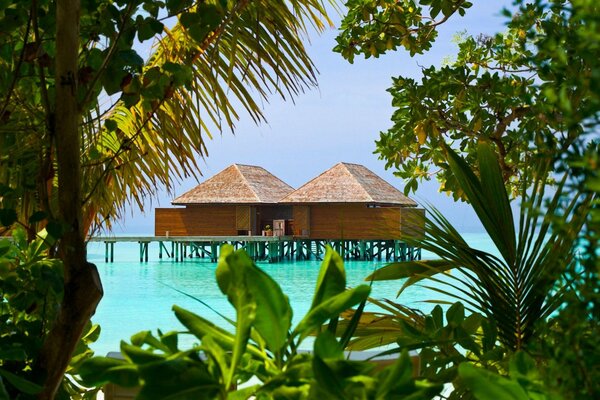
top-left (87, 232), bottom-right (493, 355)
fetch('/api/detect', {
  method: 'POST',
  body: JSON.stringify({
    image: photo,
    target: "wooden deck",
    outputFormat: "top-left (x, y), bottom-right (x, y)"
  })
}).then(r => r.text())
top-left (88, 236), bottom-right (421, 263)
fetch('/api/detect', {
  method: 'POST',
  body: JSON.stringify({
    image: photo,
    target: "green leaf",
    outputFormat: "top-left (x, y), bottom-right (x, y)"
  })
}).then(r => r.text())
top-left (0, 377), bottom-right (9, 400)
top-left (0, 368), bottom-right (42, 395)
top-left (215, 246), bottom-right (256, 386)
top-left (293, 285), bottom-right (370, 343)
top-left (179, 12), bottom-right (200, 29)
top-left (218, 247), bottom-right (292, 356)
top-left (137, 358), bottom-right (219, 400)
top-left (311, 355), bottom-right (346, 397)
top-left (137, 18), bottom-right (164, 42)
top-left (200, 335), bottom-right (230, 383)
top-left (166, 0), bottom-right (193, 15)
top-left (0, 347), bottom-right (27, 361)
top-left (0, 209), bottom-right (17, 227)
top-left (229, 385), bottom-right (261, 400)
top-left (376, 349), bottom-right (413, 398)
top-left (45, 220), bottom-right (65, 239)
top-left (104, 119), bottom-right (118, 132)
top-left (459, 363), bottom-right (529, 400)
top-left (310, 246), bottom-right (347, 311)
top-left (367, 259), bottom-right (453, 281)
top-left (446, 302), bottom-right (465, 325)
top-left (367, 259), bottom-right (454, 296)
top-left (443, 141), bottom-right (516, 265)
top-left (173, 305), bottom-right (266, 361)
top-left (117, 50), bottom-right (144, 67)
top-left (79, 357), bottom-right (140, 387)
top-left (120, 342), bottom-right (165, 364)
top-left (509, 351), bottom-right (538, 382)
top-left (86, 47), bottom-right (104, 70)
top-left (314, 331), bottom-right (342, 360)
top-left (28, 211), bottom-right (47, 224)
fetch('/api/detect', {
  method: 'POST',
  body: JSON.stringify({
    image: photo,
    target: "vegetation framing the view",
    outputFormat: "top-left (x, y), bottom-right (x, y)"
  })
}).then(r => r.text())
top-left (0, 0), bottom-right (598, 399)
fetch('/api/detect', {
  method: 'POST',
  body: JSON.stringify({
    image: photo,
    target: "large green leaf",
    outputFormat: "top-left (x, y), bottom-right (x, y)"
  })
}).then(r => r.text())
top-left (458, 363), bottom-right (529, 400)
top-left (243, 258), bottom-right (292, 355)
top-left (443, 141), bottom-right (516, 265)
top-left (137, 358), bottom-right (220, 400)
top-left (78, 357), bottom-right (140, 387)
top-left (172, 305), bottom-right (266, 361)
top-left (367, 259), bottom-right (455, 296)
top-left (293, 285), bottom-right (371, 344)
top-left (309, 246), bottom-right (347, 310)
top-left (217, 246), bottom-right (292, 361)
top-left (215, 245), bottom-right (257, 386)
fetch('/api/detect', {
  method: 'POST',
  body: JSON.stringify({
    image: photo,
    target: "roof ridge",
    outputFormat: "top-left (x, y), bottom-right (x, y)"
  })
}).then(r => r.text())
top-left (233, 164), bottom-right (261, 202)
top-left (339, 163), bottom-right (375, 202)
top-left (232, 163), bottom-right (262, 168)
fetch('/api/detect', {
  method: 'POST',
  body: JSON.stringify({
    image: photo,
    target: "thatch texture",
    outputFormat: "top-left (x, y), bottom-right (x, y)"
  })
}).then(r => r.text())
top-left (172, 164), bottom-right (294, 205)
top-left (280, 162), bottom-right (417, 206)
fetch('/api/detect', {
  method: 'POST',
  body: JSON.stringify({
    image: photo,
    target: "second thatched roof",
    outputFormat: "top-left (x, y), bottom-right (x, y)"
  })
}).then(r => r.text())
top-left (280, 162), bottom-right (417, 206)
top-left (172, 164), bottom-right (294, 205)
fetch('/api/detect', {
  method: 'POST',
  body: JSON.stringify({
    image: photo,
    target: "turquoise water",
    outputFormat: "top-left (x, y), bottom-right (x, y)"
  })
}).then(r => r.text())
top-left (87, 233), bottom-right (495, 355)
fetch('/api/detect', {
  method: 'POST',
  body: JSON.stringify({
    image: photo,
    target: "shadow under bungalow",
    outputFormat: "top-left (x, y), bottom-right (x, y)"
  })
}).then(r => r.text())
top-left (151, 162), bottom-right (425, 263)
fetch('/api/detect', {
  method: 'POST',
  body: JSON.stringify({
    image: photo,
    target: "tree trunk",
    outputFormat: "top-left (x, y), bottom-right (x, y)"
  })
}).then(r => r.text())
top-left (37, 0), bottom-right (103, 398)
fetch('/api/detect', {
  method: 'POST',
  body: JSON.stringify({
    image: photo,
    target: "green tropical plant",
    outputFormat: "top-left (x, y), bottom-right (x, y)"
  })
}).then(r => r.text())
top-left (335, 0), bottom-right (600, 199)
top-left (334, 1), bottom-right (600, 397)
top-left (459, 351), bottom-right (563, 400)
top-left (1, 1), bottom-right (339, 396)
top-left (368, 141), bottom-right (592, 351)
top-left (79, 246), bottom-right (442, 399)
top-left (0, 228), bottom-right (100, 399)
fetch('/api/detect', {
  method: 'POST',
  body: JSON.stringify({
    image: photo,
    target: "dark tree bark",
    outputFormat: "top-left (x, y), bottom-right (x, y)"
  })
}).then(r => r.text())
top-left (37, 0), bottom-right (103, 398)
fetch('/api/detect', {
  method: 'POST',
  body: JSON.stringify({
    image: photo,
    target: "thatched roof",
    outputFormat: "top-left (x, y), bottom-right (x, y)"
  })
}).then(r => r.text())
top-left (172, 164), bottom-right (294, 205)
top-left (280, 162), bottom-right (417, 206)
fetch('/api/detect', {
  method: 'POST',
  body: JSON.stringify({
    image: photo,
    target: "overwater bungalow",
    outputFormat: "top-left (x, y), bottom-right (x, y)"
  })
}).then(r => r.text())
top-left (154, 164), bottom-right (294, 236)
top-left (155, 162), bottom-right (423, 240)
top-left (108, 162), bottom-right (424, 263)
top-left (279, 162), bottom-right (424, 240)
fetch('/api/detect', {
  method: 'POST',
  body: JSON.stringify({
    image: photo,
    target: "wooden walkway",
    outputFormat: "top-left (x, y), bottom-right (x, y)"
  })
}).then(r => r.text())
top-left (88, 236), bottom-right (421, 263)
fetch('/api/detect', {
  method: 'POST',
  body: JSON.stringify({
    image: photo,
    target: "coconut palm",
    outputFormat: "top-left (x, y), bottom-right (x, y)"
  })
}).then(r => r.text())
top-left (0, 1), bottom-right (338, 396)
top-left (0, 0), bottom-right (337, 234)
top-left (81, 0), bottom-right (337, 232)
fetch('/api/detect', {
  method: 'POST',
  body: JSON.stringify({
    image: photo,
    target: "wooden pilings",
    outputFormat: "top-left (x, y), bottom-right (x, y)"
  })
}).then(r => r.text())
top-left (90, 236), bottom-right (421, 264)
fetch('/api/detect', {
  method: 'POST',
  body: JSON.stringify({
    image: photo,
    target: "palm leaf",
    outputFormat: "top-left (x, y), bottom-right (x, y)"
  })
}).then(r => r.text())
top-left (370, 142), bottom-right (592, 350)
top-left (82, 0), bottom-right (336, 231)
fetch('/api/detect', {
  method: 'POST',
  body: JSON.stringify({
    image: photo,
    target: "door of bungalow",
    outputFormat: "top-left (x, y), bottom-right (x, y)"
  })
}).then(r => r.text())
top-left (236, 205), bottom-right (257, 235)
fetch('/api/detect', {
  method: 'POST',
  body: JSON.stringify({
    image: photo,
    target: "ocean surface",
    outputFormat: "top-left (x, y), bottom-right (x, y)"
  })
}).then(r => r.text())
top-left (87, 232), bottom-right (496, 355)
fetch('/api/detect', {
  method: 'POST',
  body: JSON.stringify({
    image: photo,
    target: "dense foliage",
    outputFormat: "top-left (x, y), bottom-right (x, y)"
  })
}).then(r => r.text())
top-left (80, 247), bottom-right (443, 399)
top-left (334, 0), bottom-right (600, 399)
top-left (0, 229), bottom-right (99, 399)
top-left (0, 0), bottom-right (337, 397)
top-left (336, 0), bottom-right (600, 199)
top-left (0, 0), bottom-right (334, 233)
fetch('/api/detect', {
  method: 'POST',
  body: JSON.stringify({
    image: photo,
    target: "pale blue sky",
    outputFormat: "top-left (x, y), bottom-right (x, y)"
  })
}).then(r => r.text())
top-left (113, 2), bottom-right (512, 234)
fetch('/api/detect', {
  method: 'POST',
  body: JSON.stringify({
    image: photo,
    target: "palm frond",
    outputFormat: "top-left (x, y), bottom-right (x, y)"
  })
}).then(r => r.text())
top-left (369, 142), bottom-right (592, 350)
top-left (82, 0), bottom-right (335, 231)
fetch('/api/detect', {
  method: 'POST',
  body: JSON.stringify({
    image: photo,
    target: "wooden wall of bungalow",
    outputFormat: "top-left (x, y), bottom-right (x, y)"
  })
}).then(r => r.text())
top-left (292, 204), bottom-right (425, 240)
top-left (154, 205), bottom-right (292, 236)
top-left (155, 204), bottom-right (424, 240)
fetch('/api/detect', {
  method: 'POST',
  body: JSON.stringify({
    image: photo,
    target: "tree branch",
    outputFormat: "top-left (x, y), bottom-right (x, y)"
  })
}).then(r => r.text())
top-left (0, 6), bottom-right (32, 120)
